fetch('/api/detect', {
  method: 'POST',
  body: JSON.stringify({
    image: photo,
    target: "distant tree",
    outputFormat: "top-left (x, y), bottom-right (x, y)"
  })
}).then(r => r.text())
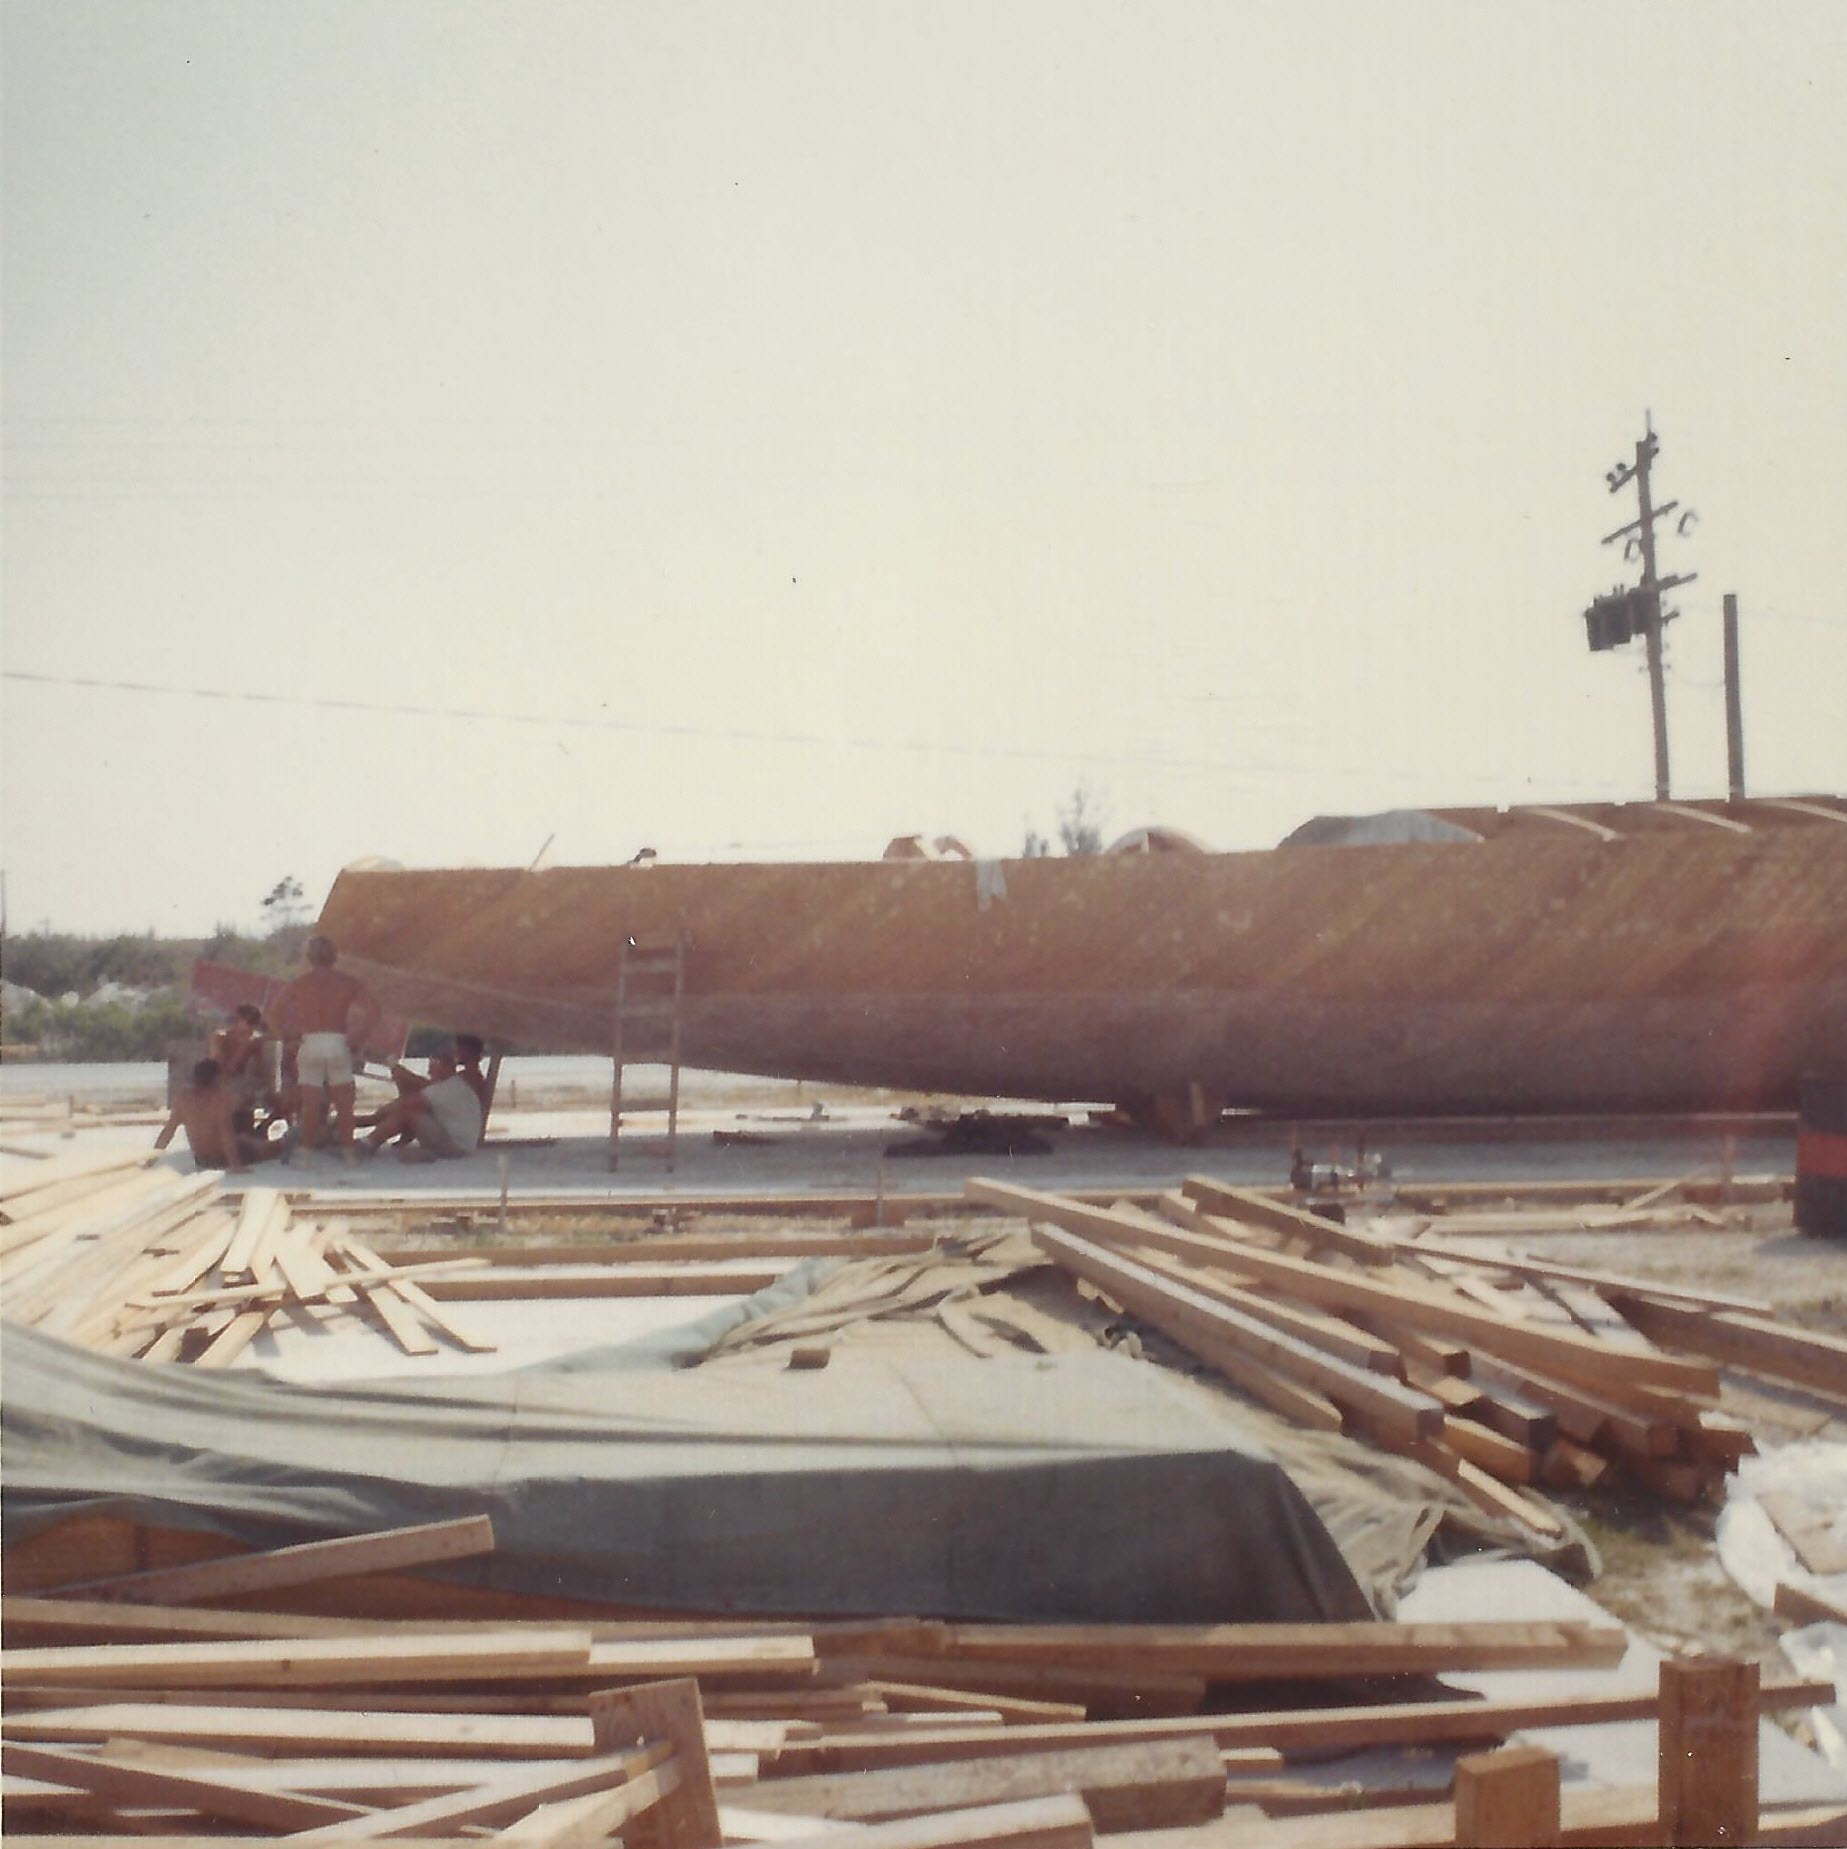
top-left (1056, 784), bottom-right (1106, 856)
top-left (1020, 825), bottom-right (1051, 858)
top-left (261, 876), bottom-right (308, 932)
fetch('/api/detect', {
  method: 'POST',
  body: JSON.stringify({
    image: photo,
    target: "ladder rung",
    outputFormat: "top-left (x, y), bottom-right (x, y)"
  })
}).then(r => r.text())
top-left (617, 1000), bottom-right (680, 1020)
top-left (624, 947), bottom-right (683, 967)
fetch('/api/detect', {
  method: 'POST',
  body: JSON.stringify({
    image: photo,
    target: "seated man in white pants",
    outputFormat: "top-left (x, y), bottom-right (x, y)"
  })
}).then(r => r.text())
top-left (360, 1048), bottom-right (483, 1161)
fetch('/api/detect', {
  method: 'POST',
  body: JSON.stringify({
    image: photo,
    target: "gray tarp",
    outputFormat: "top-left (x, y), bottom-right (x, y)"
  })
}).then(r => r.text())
top-left (2, 1317), bottom-right (1369, 1623)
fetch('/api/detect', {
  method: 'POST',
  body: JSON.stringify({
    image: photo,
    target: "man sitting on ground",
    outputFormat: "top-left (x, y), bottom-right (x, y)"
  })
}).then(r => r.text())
top-left (360, 1047), bottom-right (483, 1162)
top-left (208, 1002), bottom-right (273, 1132)
top-left (155, 1060), bottom-right (283, 1174)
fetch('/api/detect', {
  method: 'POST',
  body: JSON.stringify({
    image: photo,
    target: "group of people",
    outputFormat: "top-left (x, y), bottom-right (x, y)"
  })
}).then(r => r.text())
top-left (155, 935), bottom-right (491, 1173)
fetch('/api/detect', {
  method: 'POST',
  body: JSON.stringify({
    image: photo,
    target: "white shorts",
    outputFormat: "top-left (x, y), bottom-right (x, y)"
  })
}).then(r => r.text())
top-left (297, 1032), bottom-right (356, 1088)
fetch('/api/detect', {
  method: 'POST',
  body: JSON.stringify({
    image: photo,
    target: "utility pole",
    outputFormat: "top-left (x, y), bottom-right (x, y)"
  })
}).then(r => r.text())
top-left (1631, 431), bottom-right (1671, 799)
top-left (1582, 417), bottom-right (1698, 801)
top-left (1723, 592), bottom-right (1746, 799)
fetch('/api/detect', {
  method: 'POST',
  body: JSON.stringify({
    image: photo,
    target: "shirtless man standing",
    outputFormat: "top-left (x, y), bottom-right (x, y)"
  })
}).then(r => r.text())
top-left (155, 1060), bottom-right (281, 1173)
top-left (271, 935), bottom-right (381, 1160)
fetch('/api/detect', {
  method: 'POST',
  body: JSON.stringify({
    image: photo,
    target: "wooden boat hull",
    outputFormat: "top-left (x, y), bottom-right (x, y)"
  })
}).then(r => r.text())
top-left (317, 801), bottom-right (1847, 1119)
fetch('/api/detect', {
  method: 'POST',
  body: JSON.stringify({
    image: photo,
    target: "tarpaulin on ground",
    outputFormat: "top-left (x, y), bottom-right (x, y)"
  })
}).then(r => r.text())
top-left (1, 1317), bottom-right (1370, 1623)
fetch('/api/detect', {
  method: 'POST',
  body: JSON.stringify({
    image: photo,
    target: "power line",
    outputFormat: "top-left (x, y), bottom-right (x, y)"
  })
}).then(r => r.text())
top-left (5, 665), bottom-right (1634, 794)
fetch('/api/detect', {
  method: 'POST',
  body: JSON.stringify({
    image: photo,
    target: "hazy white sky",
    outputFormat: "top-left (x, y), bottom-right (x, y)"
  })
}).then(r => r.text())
top-left (4, 1), bottom-right (1843, 936)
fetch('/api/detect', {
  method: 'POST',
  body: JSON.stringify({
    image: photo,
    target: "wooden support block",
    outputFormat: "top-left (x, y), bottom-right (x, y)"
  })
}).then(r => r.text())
top-left (589, 1677), bottom-right (723, 1849)
top-left (1774, 1581), bottom-right (1847, 1627)
top-left (743, 1735), bottom-right (1227, 1833)
top-left (61, 1514), bottom-right (497, 1606)
top-left (1659, 1655), bottom-right (1758, 1846)
top-left (1454, 1743), bottom-right (1561, 1846)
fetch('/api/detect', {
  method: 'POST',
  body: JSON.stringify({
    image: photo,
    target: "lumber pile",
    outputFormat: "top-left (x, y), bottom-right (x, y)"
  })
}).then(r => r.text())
top-left (4, 1512), bottom-right (1835, 1844)
top-left (964, 1178), bottom-right (1847, 1522)
top-left (0, 1153), bottom-right (502, 1364)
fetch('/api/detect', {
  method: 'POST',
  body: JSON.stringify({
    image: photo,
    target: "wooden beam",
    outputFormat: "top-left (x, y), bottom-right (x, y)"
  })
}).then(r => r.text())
top-left (1174, 1178), bottom-right (1399, 1265)
top-left (0, 1629), bottom-right (594, 1689)
top-left (908, 1621), bottom-right (1624, 1678)
top-left (1659, 1656), bottom-right (1757, 1847)
top-left (1606, 1294), bottom-right (1847, 1399)
top-left (1453, 1744), bottom-right (1561, 1847)
top-left (1032, 1225), bottom-right (1441, 1441)
top-left (746, 1736), bottom-right (1226, 1833)
top-left (59, 1515), bottom-right (496, 1607)
top-left (768, 1676), bottom-right (1831, 1770)
top-left (971, 1180), bottom-right (1720, 1396)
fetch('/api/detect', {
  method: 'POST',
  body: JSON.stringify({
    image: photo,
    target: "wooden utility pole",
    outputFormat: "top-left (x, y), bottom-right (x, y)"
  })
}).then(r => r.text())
top-left (1632, 433), bottom-right (1671, 800)
top-left (1724, 591), bottom-right (1746, 798)
top-left (1590, 418), bottom-right (1698, 801)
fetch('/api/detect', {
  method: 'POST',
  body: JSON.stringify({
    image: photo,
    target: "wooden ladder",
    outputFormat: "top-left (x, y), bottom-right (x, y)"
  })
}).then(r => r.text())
top-left (608, 936), bottom-right (687, 1172)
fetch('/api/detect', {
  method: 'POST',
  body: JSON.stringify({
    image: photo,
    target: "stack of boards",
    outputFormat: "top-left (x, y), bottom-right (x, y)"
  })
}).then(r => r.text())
top-left (3, 1511), bottom-right (1841, 1845)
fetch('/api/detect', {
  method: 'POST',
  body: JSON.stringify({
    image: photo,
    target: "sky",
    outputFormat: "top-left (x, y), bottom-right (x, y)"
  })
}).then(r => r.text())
top-left (4, 1), bottom-right (1844, 937)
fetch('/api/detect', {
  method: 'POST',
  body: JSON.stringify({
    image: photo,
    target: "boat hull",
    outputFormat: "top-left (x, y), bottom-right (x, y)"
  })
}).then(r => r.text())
top-left (317, 802), bottom-right (1847, 1117)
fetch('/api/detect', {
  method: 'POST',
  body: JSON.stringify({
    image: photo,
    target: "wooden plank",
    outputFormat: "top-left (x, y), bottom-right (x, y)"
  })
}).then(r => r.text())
top-left (747, 1736), bottom-right (1226, 1833)
top-left (415, 1264), bottom-right (787, 1300)
top-left (1454, 1744), bottom-right (1560, 1847)
top-left (1032, 1225), bottom-right (1440, 1440)
top-left (0, 1146), bottom-right (152, 1206)
top-left (978, 1181), bottom-right (1720, 1396)
top-left (1393, 1238), bottom-right (1774, 1317)
top-left (219, 1188), bottom-right (283, 1281)
top-left (496, 1762), bottom-right (684, 1847)
top-left (0, 1629), bottom-right (594, 1689)
top-left (1436, 1417), bottom-right (1539, 1485)
top-left (1774, 1580), bottom-right (1847, 1626)
top-left (769, 1676), bottom-right (1832, 1769)
top-left (62, 1515), bottom-right (497, 1606)
top-left (1608, 1293), bottom-right (1847, 1399)
top-left (1177, 1176), bottom-right (1399, 1264)
top-left (817, 1656), bottom-right (1209, 1718)
top-left (861, 1683), bottom-right (1085, 1726)
top-left (1659, 1656), bottom-right (1757, 1847)
top-left (910, 1621), bottom-right (1624, 1678)
top-left (287, 1739), bottom-right (674, 1841)
top-left (1134, 1247), bottom-right (1406, 1375)
top-left (0, 1740), bottom-right (368, 1832)
top-left (189, 1305), bottom-right (276, 1368)
top-left (334, 1231), bottom-right (497, 1352)
top-left (768, 1794), bottom-right (1095, 1849)
top-left (1468, 1356), bottom-right (1687, 1457)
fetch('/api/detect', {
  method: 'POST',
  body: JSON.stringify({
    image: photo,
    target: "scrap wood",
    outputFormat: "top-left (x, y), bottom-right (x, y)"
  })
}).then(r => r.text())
top-left (1773, 1581), bottom-right (1847, 1626)
top-left (59, 1514), bottom-right (498, 1607)
top-left (1757, 1493), bottom-right (1847, 1577)
top-left (859, 1684), bottom-right (1085, 1726)
top-left (816, 1657), bottom-right (1209, 1719)
top-left (745, 1734), bottom-right (1228, 1832)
